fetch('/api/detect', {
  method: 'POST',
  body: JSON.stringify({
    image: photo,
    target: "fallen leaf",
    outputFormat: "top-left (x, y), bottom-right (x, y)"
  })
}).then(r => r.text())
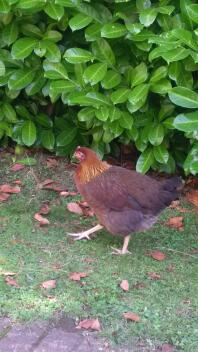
top-left (60, 191), bottom-right (70, 197)
top-left (5, 276), bottom-right (20, 288)
top-left (123, 312), bottom-right (140, 322)
top-left (12, 180), bottom-right (22, 185)
top-left (186, 190), bottom-right (198, 208)
top-left (76, 318), bottom-right (101, 331)
top-left (166, 216), bottom-right (183, 231)
top-left (149, 251), bottom-right (166, 261)
top-left (120, 279), bottom-right (129, 291)
top-left (39, 203), bottom-right (50, 215)
top-left (34, 213), bottom-right (50, 225)
top-left (147, 272), bottom-right (161, 280)
top-left (10, 163), bottom-right (25, 172)
top-left (41, 279), bottom-right (56, 289)
top-left (161, 343), bottom-right (175, 352)
top-left (67, 202), bottom-right (83, 215)
top-left (42, 181), bottom-right (67, 192)
top-left (132, 282), bottom-right (146, 290)
top-left (0, 271), bottom-right (17, 276)
top-left (39, 179), bottom-right (54, 187)
top-left (46, 157), bottom-right (58, 168)
top-left (69, 272), bottom-right (88, 281)
top-left (0, 184), bottom-right (21, 194)
top-left (0, 193), bottom-right (10, 202)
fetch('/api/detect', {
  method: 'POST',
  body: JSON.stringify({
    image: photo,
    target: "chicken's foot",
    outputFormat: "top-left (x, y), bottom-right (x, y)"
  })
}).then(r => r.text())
top-left (67, 224), bottom-right (103, 240)
top-left (111, 235), bottom-right (131, 255)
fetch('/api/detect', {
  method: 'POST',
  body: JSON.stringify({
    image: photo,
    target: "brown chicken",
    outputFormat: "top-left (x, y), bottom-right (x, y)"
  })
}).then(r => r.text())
top-left (68, 147), bottom-right (182, 254)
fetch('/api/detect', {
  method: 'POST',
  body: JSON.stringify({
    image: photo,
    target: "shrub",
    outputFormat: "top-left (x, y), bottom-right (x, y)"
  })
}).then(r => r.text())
top-left (0, 0), bottom-right (198, 174)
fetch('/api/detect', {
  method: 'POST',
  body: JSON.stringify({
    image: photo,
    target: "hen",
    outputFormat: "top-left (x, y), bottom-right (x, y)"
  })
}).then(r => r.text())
top-left (68, 147), bottom-right (182, 254)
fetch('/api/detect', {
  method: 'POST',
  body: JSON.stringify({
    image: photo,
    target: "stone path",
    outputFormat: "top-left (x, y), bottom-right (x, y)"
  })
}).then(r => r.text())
top-left (0, 315), bottom-right (131, 352)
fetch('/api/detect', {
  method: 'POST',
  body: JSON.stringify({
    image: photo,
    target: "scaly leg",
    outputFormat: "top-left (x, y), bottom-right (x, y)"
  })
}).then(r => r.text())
top-left (67, 224), bottom-right (103, 240)
top-left (111, 235), bottom-right (131, 255)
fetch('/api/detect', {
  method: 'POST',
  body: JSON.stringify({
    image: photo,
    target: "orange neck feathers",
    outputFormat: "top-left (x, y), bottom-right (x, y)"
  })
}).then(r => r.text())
top-left (75, 159), bottom-right (110, 184)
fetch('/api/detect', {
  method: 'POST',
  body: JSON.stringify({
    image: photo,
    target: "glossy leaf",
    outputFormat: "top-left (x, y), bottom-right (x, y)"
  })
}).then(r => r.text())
top-left (64, 48), bottom-right (93, 64)
top-left (11, 38), bottom-right (38, 59)
top-left (95, 106), bottom-right (109, 121)
top-left (69, 14), bottom-right (92, 31)
top-left (136, 147), bottom-right (154, 173)
top-left (168, 87), bottom-right (198, 108)
top-left (101, 70), bottom-right (121, 89)
top-left (0, 0), bottom-right (10, 13)
top-left (41, 130), bottom-right (55, 150)
top-left (173, 112), bottom-right (198, 132)
top-left (2, 22), bottom-right (19, 46)
top-left (186, 5), bottom-right (198, 24)
top-left (43, 60), bottom-right (68, 80)
top-left (92, 39), bottom-right (115, 66)
top-left (139, 8), bottom-right (157, 27)
top-left (0, 60), bottom-right (5, 76)
top-left (57, 128), bottom-right (77, 146)
top-left (83, 63), bottom-right (107, 85)
top-left (44, 3), bottom-right (64, 21)
top-left (101, 23), bottom-right (127, 38)
top-left (110, 88), bottom-right (130, 104)
top-left (131, 62), bottom-right (148, 87)
top-left (50, 80), bottom-right (76, 95)
top-left (148, 124), bottom-right (164, 146)
top-left (153, 144), bottom-right (169, 164)
top-left (150, 66), bottom-right (167, 83)
top-left (22, 121), bottom-right (37, 146)
top-left (8, 69), bottom-right (35, 90)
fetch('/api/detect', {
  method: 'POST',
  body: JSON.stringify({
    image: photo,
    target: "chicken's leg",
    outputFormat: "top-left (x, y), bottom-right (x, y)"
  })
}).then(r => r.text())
top-left (67, 224), bottom-right (103, 240)
top-left (111, 235), bottom-right (131, 255)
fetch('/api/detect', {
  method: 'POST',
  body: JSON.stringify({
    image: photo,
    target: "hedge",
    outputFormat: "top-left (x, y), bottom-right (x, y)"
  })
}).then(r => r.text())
top-left (0, 0), bottom-right (198, 174)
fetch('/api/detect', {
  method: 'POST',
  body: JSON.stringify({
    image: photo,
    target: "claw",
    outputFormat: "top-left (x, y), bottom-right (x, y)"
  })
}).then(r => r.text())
top-left (111, 247), bottom-right (131, 255)
top-left (67, 232), bottom-right (91, 240)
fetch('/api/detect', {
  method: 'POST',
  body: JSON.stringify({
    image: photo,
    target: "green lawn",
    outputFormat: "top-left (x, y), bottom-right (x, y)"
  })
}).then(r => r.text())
top-left (0, 152), bottom-right (198, 351)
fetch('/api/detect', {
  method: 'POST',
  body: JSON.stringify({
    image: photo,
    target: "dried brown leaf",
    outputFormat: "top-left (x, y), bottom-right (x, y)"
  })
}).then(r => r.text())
top-left (34, 213), bottom-right (50, 225)
top-left (5, 276), bottom-right (20, 288)
top-left (0, 271), bottom-right (17, 276)
top-left (39, 203), bottom-right (50, 215)
top-left (0, 184), bottom-right (21, 194)
top-left (147, 272), bottom-right (161, 280)
top-left (161, 343), bottom-right (175, 352)
top-left (149, 251), bottom-right (166, 261)
top-left (10, 164), bottom-right (25, 172)
top-left (12, 180), bottom-right (22, 185)
top-left (46, 158), bottom-right (58, 168)
top-left (120, 279), bottom-right (129, 291)
top-left (69, 272), bottom-right (88, 281)
top-left (166, 216), bottom-right (184, 230)
top-left (67, 202), bottom-right (83, 215)
top-left (123, 312), bottom-right (140, 322)
top-left (76, 318), bottom-right (101, 331)
top-left (186, 190), bottom-right (198, 208)
top-left (0, 193), bottom-right (10, 202)
top-left (41, 279), bottom-right (56, 289)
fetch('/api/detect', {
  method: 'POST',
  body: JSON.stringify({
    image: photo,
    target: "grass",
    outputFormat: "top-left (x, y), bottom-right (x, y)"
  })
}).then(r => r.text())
top-left (0, 151), bottom-right (198, 351)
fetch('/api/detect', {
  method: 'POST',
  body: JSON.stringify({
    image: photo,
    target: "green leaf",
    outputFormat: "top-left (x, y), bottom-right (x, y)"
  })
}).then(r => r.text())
top-left (2, 102), bottom-right (17, 122)
top-left (148, 123), bottom-right (164, 146)
top-left (57, 128), bottom-right (77, 146)
top-left (78, 107), bottom-right (95, 122)
top-left (161, 48), bottom-right (190, 63)
top-left (110, 88), bottom-right (130, 104)
top-left (22, 121), bottom-right (37, 146)
top-left (0, 0), bottom-right (10, 13)
top-left (173, 112), bottom-right (198, 132)
top-left (171, 28), bottom-right (198, 51)
top-left (168, 61), bottom-right (182, 82)
top-left (109, 106), bottom-right (121, 121)
top-left (150, 66), bottom-right (167, 83)
top-left (153, 144), bottom-right (169, 164)
top-left (186, 4), bottom-right (198, 24)
top-left (128, 83), bottom-right (149, 105)
top-left (25, 73), bottom-right (46, 96)
top-left (101, 23), bottom-right (127, 38)
top-left (86, 92), bottom-right (111, 106)
top-left (2, 22), bottom-right (19, 46)
top-left (95, 106), bottom-right (109, 121)
top-left (131, 62), bottom-right (148, 87)
top-left (16, 0), bottom-right (46, 10)
top-left (36, 113), bottom-right (53, 128)
top-left (8, 68), bottom-right (35, 90)
top-left (83, 63), bottom-right (107, 85)
top-left (69, 14), bottom-right (92, 31)
top-left (0, 60), bottom-right (5, 76)
top-left (42, 41), bottom-right (61, 63)
top-left (85, 23), bottom-right (101, 41)
top-left (17, 157), bottom-right (37, 166)
top-left (21, 24), bottom-right (42, 39)
top-left (92, 39), bottom-right (115, 66)
top-left (43, 30), bottom-right (62, 42)
top-left (50, 80), bottom-right (76, 95)
top-left (119, 111), bottom-right (133, 129)
top-left (168, 87), bottom-right (198, 108)
top-left (44, 3), bottom-right (64, 21)
top-left (139, 8), bottom-right (157, 27)
top-left (11, 38), bottom-right (38, 60)
top-left (67, 92), bottom-right (93, 106)
top-left (150, 79), bottom-right (172, 95)
top-left (55, 0), bottom-right (79, 6)
top-left (101, 70), bottom-right (122, 89)
top-left (136, 147), bottom-right (154, 173)
top-left (64, 48), bottom-right (93, 64)
top-left (41, 130), bottom-right (55, 150)
top-left (43, 60), bottom-right (68, 80)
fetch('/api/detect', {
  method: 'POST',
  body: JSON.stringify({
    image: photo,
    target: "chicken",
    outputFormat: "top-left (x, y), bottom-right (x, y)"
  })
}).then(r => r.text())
top-left (68, 147), bottom-right (182, 255)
